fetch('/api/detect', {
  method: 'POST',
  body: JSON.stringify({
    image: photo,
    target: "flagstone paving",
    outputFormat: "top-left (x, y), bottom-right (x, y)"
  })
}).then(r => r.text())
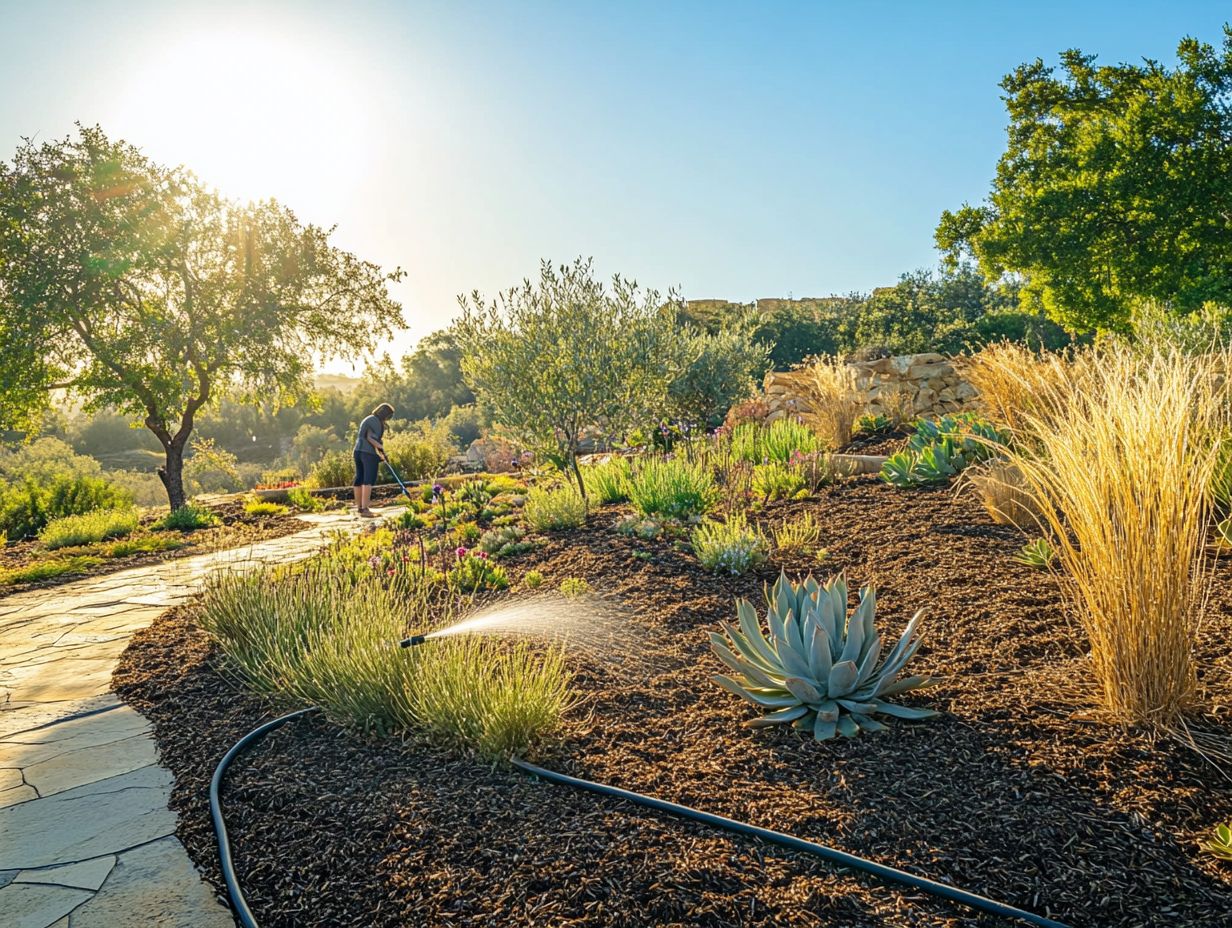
top-left (0, 505), bottom-right (402, 927)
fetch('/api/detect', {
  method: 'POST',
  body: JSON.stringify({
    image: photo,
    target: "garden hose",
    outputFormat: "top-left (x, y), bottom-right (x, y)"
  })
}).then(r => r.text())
top-left (208, 703), bottom-right (1074, 928)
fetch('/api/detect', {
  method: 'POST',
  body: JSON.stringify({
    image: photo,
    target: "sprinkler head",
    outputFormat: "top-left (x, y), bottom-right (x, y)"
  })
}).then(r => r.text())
top-left (399, 634), bottom-right (427, 648)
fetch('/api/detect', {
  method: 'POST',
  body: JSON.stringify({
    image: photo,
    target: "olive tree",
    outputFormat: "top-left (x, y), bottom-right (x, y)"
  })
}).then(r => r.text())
top-left (0, 126), bottom-right (404, 510)
top-left (668, 322), bottom-right (770, 430)
top-left (454, 258), bottom-right (688, 499)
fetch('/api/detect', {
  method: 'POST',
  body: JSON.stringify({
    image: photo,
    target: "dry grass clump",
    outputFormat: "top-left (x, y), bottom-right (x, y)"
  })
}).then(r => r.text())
top-left (965, 341), bottom-right (1077, 436)
top-left (801, 357), bottom-right (864, 450)
top-left (965, 460), bottom-right (1042, 531)
top-left (1000, 344), bottom-right (1224, 729)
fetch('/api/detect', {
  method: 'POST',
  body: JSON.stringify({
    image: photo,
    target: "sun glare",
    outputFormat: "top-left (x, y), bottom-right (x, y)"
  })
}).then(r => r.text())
top-left (112, 27), bottom-right (374, 216)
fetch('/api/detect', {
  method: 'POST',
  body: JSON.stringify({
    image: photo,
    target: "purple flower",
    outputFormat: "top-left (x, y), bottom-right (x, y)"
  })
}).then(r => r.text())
top-left (432, 483), bottom-right (445, 497)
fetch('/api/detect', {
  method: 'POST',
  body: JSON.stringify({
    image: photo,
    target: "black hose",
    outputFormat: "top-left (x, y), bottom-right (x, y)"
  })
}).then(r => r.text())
top-left (511, 757), bottom-right (1073, 928)
top-left (208, 707), bottom-right (320, 928)
top-left (209, 706), bottom-right (1073, 928)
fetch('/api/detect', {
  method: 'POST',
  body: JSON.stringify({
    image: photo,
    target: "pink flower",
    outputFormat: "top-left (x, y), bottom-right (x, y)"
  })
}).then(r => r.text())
top-left (455, 546), bottom-right (468, 558)
top-left (476, 551), bottom-right (489, 560)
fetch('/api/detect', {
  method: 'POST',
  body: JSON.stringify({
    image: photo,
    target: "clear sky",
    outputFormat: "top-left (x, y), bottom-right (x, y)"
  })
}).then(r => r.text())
top-left (1, 1), bottom-right (1229, 370)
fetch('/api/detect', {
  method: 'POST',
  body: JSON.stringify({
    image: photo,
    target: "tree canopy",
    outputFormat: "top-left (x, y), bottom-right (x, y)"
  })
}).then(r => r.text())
top-left (936, 27), bottom-right (1232, 332)
top-left (0, 126), bottom-right (404, 508)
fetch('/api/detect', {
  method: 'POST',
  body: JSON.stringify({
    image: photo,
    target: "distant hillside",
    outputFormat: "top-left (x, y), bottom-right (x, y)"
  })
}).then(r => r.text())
top-left (314, 373), bottom-right (363, 393)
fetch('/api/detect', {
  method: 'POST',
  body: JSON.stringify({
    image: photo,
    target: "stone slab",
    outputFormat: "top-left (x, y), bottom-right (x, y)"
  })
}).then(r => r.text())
top-left (0, 881), bottom-right (91, 928)
top-left (14, 855), bottom-right (116, 891)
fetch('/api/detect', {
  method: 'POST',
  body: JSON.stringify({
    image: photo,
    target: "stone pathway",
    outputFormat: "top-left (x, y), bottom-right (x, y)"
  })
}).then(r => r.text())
top-left (0, 506), bottom-right (402, 928)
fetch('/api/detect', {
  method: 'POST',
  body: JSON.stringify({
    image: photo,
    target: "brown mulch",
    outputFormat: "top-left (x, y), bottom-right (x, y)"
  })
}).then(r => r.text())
top-left (842, 426), bottom-right (911, 456)
top-left (0, 502), bottom-right (317, 597)
top-left (114, 477), bottom-right (1232, 928)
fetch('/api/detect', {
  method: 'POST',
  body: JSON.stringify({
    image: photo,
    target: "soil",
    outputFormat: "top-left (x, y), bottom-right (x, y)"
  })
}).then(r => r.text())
top-left (114, 476), bottom-right (1232, 928)
top-left (0, 500), bottom-right (325, 597)
top-left (842, 426), bottom-right (911, 457)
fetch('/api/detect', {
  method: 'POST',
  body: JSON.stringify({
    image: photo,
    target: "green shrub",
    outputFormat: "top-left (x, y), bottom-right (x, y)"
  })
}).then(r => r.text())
top-left (478, 524), bottom-right (536, 559)
top-left (305, 450), bottom-right (355, 489)
top-left (0, 473), bottom-right (132, 540)
top-left (856, 413), bottom-right (892, 434)
top-left (751, 463), bottom-right (807, 502)
top-left (730, 419), bottom-right (820, 464)
top-left (448, 551), bottom-right (509, 593)
top-left (156, 504), bottom-right (219, 531)
top-left (394, 510), bottom-right (427, 531)
top-left (615, 515), bottom-right (663, 540)
top-left (522, 569), bottom-right (544, 589)
top-left (106, 535), bottom-right (187, 557)
top-left (771, 512), bottom-right (822, 554)
top-left (559, 577), bottom-right (591, 598)
top-left (691, 515), bottom-right (768, 575)
top-left (524, 485), bottom-right (586, 532)
top-left (382, 420), bottom-right (453, 481)
top-left (243, 497), bottom-right (289, 517)
top-left (198, 563), bottom-right (571, 755)
top-left (453, 521), bottom-right (482, 546)
top-left (39, 507), bottom-right (139, 550)
top-left (0, 555), bottom-right (103, 586)
top-left (881, 413), bottom-right (1010, 488)
top-left (628, 458), bottom-right (718, 519)
top-left (287, 487), bottom-right (325, 512)
top-left (582, 458), bottom-right (632, 505)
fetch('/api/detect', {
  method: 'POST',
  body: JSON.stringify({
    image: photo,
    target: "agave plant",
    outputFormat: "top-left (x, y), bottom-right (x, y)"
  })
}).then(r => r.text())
top-left (710, 572), bottom-right (936, 740)
top-left (1203, 823), bottom-right (1232, 861)
top-left (1015, 537), bottom-right (1056, 569)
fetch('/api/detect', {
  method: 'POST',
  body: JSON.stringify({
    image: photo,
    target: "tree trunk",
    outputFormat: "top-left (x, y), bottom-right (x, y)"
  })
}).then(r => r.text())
top-left (157, 442), bottom-right (188, 511)
top-left (568, 446), bottom-right (588, 508)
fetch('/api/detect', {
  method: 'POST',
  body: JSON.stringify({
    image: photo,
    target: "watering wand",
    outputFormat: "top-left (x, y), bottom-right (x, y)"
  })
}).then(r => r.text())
top-left (380, 453), bottom-right (419, 505)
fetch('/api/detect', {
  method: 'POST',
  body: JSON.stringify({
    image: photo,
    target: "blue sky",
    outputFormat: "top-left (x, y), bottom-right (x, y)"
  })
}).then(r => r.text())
top-left (1, 1), bottom-right (1228, 366)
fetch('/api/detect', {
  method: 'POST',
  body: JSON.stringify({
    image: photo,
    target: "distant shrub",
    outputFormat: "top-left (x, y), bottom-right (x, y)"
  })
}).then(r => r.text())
top-left (628, 458), bottom-right (718, 519)
top-left (524, 485), bottom-right (586, 532)
top-left (305, 451), bottom-right (355, 489)
top-left (243, 498), bottom-right (289, 517)
top-left (0, 555), bottom-right (103, 586)
top-left (559, 577), bottom-right (591, 598)
top-left (730, 419), bottom-right (820, 464)
top-left (382, 420), bottom-right (453, 481)
top-left (478, 524), bottom-right (535, 559)
top-left (691, 515), bottom-right (768, 575)
top-left (582, 457), bottom-right (632, 505)
top-left (287, 487), bottom-right (325, 512)
top-left (751, 462), bottom-right (807, 502)
top-left (0, 473), bottom-right (132, 540)
top-left (39, 508), bottom-right (139, 550)
top-left (156, 505), bottom-right (219, 531)
top-left (522, 569), bottom-right (544, 589)
top-left (448, 550), bottom-right (509, 593)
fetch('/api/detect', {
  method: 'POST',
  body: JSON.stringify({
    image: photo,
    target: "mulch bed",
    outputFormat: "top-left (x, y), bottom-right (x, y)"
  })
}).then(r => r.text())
top-left (0, 501), bottom-right (318, 597)
top-left (114, 477), bottom-right (1232, 928)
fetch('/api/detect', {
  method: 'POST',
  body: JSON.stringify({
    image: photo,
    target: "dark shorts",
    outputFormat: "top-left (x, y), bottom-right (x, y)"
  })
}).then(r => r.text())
top-left (353, 450), bottom-right (380, 486)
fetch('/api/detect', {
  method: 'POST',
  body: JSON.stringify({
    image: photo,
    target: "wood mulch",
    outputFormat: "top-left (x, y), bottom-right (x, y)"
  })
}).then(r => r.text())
top-left (114, 477), bottom-right (1232, 928)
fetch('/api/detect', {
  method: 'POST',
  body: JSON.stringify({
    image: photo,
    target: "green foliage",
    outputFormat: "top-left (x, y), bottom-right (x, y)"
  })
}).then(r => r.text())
top-left (628, 457), bottom-right (719, 519)
top-left (198, 561), bottom-right (570, 755)
top-left (0, 555), bottom-right (104, 585)
top-left (393, 510), bottom-right (426, 531)
top-left (524, 485), bottom-right (587, 532)
top-left (559, 577), bottom-right (591, 598)
top-left (522, 569), bottom-right (544, 589)
top-left (288, 424), bottom-right (335, 475)
top-left (730, 419), bottom-right (820, 464)
top-left (1016, 538), bottom-right (1056, 570)
top-left (615, 515), bottom-right (664, 539)
top-left (156, 504), bottom-right (219, 531)
top-left (1204, 823), bottom-right (1232, 861)
top-left (478, 524), bottom-right (535, 559)
top-left (286, 486), bottom-right (325, 512)
top-left (381, 420), bottom-right (453, 482)
top-left (357, 329), bottom-right (475, 424)
top-left (39, 508), bottom-right (139, 550)
top-left (668, 322), bottom-right (770, 429)
top-left (691, 515), bottom-right (769, 575)
top-left (856, 414), bottom-right (892, 434)
top-left (105, 535), bottom-right (186, 557)
top-left (937, 29), bottom-right (1232, 332)
top-left (454, 258), bottom-right (689, 499)
top-left (243, 498), bottom-right (289, 517)
top-left (448, 551), bottom-right (509, 593)
top-left (0, 125), bottom-right (405, 508)
top-left (711, 572), bottom-right (935, 739)
top-left (185, 438), bottom-right (242, 495)
top-left (0, 472), bottom-right (132, 540)
top-left (305, 450), bottom-right (355, 489)
top-left (751, 463), bottom-right (807, 502)
top-left (881, 413), bottom-right (1009, 488)
top-left (453, 521), bottom-right (482, 546)
top-left (582, 457), bottom-right (632, 505)
top-left (771, 513), bottom-right (823, 555)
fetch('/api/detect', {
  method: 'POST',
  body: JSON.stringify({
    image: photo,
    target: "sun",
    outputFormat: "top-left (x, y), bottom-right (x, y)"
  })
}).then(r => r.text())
top-left (111, 26), bottom-right (374, 216)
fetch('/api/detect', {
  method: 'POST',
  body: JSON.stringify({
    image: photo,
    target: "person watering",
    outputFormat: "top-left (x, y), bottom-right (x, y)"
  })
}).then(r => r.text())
top-left (353, 403), bottom-right (394, 518)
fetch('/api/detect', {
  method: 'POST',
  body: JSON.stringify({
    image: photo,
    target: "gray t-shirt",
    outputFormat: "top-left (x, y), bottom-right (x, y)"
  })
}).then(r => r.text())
top-left (354, 415), bottom-right (385, 455)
